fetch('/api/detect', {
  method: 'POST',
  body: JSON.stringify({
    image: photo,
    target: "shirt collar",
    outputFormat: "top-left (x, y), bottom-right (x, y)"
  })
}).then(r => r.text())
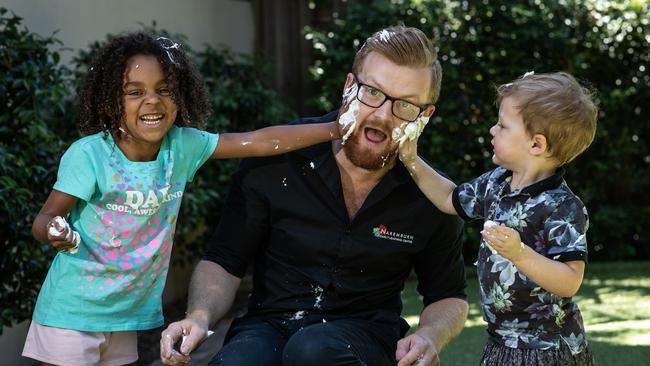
top-left (497, 166), bottom-right (566, 197)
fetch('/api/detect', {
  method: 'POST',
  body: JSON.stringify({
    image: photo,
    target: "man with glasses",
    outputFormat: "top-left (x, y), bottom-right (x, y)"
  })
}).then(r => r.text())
top-left (160, 26), bottom-right (468, 366)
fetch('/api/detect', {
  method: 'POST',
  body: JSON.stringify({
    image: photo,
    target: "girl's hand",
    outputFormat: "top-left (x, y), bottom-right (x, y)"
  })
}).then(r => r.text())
top-left (335, 94), bottom-right (352, 139)
top-left (337, 83), bottom-right (360, 141)
top-left (47, 216), bottom-right (80, 253)
top-left (481, 224), bottom-right (524, 262)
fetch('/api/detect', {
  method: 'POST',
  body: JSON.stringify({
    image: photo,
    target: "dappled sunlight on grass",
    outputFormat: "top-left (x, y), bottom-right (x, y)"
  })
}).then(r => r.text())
top-left (587, 320), bottom-right (650, 346)
top-left (401, 262), bottom-right (650, 365)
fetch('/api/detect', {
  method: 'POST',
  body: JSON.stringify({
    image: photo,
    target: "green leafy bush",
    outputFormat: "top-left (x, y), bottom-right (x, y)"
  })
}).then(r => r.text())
top-left (174, 44), bottom-right (296, 264)
top-left (0, 8), bottom-right (73, 333)
top-left (305, 0), bottom-right (649, 261)
top-left (0, 16), bottom-right (294, 331)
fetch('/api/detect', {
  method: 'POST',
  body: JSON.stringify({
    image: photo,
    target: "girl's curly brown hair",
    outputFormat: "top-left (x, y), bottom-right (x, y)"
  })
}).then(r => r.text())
top-left (78, 32), bottom-right (212, 137)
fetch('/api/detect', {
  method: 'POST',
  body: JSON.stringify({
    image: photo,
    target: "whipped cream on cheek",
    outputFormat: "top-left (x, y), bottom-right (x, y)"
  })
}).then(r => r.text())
top-left (393, 115), bottom-right (431, 146)
top-left (339, 83), bottom-right (360, 144)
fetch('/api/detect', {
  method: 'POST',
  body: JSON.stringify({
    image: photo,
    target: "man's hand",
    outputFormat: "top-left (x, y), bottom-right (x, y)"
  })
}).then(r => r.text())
top-left (396, 331), bottom-right (440, 366)
top-left (160, 318), bottom-right (209, 365)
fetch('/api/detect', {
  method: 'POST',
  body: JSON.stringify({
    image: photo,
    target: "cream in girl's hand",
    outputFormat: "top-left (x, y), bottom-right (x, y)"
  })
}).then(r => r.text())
top-left (48, 216), bottom-right (80, 254)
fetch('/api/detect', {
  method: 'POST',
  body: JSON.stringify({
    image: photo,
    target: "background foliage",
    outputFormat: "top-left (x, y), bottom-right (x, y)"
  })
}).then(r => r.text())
top-left (0, 8), bottom-right (71, 334)
top-left (0, 11), bottom-right (294, 332)
top-left (305, 0), bottom-right (649, 263)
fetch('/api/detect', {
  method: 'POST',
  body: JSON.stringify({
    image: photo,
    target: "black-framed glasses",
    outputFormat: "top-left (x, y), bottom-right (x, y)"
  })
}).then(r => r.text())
top-left (353, 75), bottom-right (430, 122)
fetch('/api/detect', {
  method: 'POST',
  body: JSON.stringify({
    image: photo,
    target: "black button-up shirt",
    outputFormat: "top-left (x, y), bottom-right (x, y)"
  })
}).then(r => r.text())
top-left (204, 112), bottom-right (466, 321)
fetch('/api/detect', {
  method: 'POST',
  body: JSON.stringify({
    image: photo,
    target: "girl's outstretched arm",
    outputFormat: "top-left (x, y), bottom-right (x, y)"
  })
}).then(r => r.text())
top-left (32, 189), bottom-right (79, 251)
top-left (211, 121), bottom-right (341, 159)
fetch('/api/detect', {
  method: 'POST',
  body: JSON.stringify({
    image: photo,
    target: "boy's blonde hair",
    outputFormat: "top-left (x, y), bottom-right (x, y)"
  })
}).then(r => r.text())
top-left (352, 26), bottom-right (442, 104)
top-left (496, 72), bottom-right (598, 165)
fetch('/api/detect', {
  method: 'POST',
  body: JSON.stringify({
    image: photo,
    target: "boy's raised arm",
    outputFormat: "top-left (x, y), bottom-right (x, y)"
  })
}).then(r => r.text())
top-left (399, 139), bottom-right (457, 215)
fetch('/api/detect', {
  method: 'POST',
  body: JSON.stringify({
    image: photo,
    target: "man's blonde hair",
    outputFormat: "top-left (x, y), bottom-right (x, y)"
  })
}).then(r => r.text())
top-left (496, 72), bottom-right (598, 165)
top-left (352, 26), bottom-right (442, 104)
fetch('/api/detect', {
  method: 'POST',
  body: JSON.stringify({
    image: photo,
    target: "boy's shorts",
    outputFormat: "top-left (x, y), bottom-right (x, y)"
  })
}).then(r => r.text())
top-left (22, 321), bottom-right (138, 366)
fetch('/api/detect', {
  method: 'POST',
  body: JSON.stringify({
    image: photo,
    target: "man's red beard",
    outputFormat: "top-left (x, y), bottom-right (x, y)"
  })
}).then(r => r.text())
top-left (343, 127), bottom-right (397, 170)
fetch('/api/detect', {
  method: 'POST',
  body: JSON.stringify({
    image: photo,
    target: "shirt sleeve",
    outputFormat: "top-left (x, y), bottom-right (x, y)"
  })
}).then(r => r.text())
top-left (543, 196), bottom-right (589, 263)
top-left (53, 142), bottom-right (97, 201)
top-left (174, 127), bottom-right (219, 182)
top-left (202, 158), bottom-right (269, 278)
top-left (413, 213), bottom-right (467, 305)
top-left (452, 169), bottom-right (493, 221)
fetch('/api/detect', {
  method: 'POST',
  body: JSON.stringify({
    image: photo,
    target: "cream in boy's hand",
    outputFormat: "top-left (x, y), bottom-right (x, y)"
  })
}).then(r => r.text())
top-left (48, 216), bottom-right (80, 254)
top-left (482, 220), bottom-right (498, 255)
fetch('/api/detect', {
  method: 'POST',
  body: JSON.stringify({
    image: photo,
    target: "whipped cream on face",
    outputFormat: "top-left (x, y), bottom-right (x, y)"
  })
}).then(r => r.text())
top-left (392, 122), bottom-right (407, 142)
top-left (48, 216), bottom-right (80, 254)
top-left (395, 115), bottom-right (431, 146)
top-left (339, 83), bottom-right (360, 144)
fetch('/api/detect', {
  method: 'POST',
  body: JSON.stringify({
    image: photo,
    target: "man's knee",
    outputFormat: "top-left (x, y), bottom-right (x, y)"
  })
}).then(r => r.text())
top-left (282, 325), bottom-right (356, 366)
top-left (208, 323), bottom-right (284, 366)
top-left (210, 340), bottom-right (283, 366)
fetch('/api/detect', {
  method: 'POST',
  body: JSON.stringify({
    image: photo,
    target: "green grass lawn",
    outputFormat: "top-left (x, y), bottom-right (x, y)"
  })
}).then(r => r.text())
top-left (401, 261), bottom-right (650, 365)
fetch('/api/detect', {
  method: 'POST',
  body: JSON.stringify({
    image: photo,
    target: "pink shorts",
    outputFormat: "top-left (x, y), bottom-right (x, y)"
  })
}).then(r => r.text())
top-left (22, 321), bottom-right (138, 366)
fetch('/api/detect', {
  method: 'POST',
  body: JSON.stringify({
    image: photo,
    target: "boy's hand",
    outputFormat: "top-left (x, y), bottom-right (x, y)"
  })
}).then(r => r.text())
top-left (398, 130), bottom-right (419, 167)
top-left (482, 224), bottom-right (524, 262)
top-left (47, 216), bottom-right (80, 253)
top-left (397, 115), bottom-right (430, 167)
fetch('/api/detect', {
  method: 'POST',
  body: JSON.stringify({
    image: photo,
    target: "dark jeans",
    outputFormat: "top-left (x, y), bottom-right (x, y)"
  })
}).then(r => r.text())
top-left (208, 311), bottom-right (397, 366)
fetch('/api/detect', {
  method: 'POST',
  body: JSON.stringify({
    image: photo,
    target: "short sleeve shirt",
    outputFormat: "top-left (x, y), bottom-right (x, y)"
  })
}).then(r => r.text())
top-left (33, 126), bottom-right (218, 331)
top-left (452, 167), bottom-right (590, 353)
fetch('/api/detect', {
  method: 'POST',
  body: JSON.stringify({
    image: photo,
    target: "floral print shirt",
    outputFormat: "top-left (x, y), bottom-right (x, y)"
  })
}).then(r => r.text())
top-left (452, 167), bottom-right (589, 354)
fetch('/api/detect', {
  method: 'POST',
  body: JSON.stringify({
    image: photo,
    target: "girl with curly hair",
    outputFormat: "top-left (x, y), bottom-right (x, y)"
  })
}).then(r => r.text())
top-left (23, 32), bottom-right (341, 365)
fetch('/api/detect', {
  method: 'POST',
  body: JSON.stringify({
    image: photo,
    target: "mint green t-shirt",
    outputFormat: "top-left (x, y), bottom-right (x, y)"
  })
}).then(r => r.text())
top-left (33, 126), bottom-right (218, 331)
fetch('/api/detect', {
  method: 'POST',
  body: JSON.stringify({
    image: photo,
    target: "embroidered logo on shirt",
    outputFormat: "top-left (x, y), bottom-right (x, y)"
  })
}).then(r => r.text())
top-left (372, 224), bottom-right (414, 244)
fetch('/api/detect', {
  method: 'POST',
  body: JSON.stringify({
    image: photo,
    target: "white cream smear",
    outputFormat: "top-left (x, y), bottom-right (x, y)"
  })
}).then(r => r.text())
top-left (378, 30), bottom-right (395, 42)
top-left (482, 220), bottom-right (498, 254)
top-left (339, 83), bottom-right (360, 144)
top-left (48, 216), bottom-right (80, 254)
top-left (180, 330), bottom-right (214, 350)
top-left (394, 115), bottom-right (431, 146)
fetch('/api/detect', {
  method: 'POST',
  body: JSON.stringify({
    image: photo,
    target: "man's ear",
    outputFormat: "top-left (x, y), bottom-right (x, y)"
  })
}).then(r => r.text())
top-left (343, 73), bottom-right (355, 95)
top-left (530, 134), bottom-right (549, 156)
top-left (423, 105), bottom-right (436, 117)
